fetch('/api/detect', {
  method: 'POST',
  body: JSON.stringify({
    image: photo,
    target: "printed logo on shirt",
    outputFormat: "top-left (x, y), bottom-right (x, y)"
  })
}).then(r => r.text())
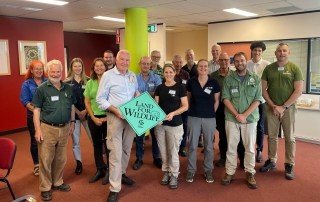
top-left (283, 70), bottom-right (291, 75)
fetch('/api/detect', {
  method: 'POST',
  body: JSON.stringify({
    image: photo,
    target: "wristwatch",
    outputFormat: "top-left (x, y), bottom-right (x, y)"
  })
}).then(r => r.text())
top-left (282, 104), bottom-right (288, 109)
top-left (70, 120), bottom-right (76, 123)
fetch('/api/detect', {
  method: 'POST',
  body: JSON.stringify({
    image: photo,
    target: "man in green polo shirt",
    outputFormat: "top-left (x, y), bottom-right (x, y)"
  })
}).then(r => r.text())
top-left (32, 60), bottom-right (76, 201)
top-left (221, 52), bottom-right (263, 189)
top-left (260, 43), bottom-right (303, 180)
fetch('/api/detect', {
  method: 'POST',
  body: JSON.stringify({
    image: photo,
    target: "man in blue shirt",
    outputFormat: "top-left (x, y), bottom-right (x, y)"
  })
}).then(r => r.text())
top-left (133, 56), bottom-right (162, 170)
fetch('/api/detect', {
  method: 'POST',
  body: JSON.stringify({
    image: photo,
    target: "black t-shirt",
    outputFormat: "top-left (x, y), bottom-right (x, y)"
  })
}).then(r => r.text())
top-left (186, 76), bottom-right (220, 118)
top-left (182, 63), bottom-right (198, 79)
top-left (155, 83), bottom-right (187, 126)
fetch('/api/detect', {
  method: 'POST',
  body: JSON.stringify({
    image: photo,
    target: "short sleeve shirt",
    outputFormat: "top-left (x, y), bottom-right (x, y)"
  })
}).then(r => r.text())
top-left (174, 69), bottom-right (190, 89)
top-left (182, 63), bottom-right (197, 78)
top-left (186, 76), bottom-right (220, 118)
top-left (261, 61), bottom-right (304, 106)
top-left (150, 65), bottom-right (164, 80)
top-left (246, 58), bottom-right (271, 78)
top-left (83, 79), bottom-right (106, 116)
top-left (155, 83), bottom-right (186, 126)
top-left (31, 80), bottom-right (77, 124)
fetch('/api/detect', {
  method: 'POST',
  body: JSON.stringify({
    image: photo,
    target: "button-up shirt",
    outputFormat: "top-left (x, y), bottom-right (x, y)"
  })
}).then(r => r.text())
top-left (96, 67), bottom-right (138, 110)
top-left (246, 58), bottom-right (270, 78)
top-left (137, 72), bottom-right (162, 93)
top-left (150, 64), bottom-right (164, 80)
top-left (182, 63), bottom-right (197, 78)
top-left (208, 59), bottom-right (220, 74)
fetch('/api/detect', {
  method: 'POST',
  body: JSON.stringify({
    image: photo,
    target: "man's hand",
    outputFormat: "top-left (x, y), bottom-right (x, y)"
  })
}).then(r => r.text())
top-left (114, 108), bottom-right (124, 119)
top-left (134, 91), bottom-right (141, 97)
top-left (93, 117), bottom-right (103, 126)
top-left (164, 112), bottom-right (175, 121)
top-left (69, 122), bottom-right (75, 135)
top-left (273, 105), bottom-right (285, 118)
top-left (35, 129), bottom-right (43, 143)
top-left (236, 114), bottom-right (247, 124)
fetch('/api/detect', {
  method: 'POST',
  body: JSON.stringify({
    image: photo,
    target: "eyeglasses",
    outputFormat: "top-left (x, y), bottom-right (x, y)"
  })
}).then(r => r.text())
top-left (140, 63), bottom-right (150, 66)
top-left (152, 56), bottom-right (161, 59)
top-left (219, 59), bottom-right (229, 62)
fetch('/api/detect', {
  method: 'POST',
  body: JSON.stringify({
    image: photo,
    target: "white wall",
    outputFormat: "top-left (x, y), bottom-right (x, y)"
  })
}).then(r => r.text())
top-left (208, 12), bottom-right (320, 59)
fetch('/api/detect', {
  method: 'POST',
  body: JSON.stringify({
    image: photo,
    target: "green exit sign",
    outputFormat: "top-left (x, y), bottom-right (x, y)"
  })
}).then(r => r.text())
top-left (148, 24), bottom-right (157, 33)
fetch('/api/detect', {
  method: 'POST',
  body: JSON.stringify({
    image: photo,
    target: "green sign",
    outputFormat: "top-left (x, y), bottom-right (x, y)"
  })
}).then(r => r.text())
top-left (118, 92), bottom-right (166, 136)
top-left (148, 24), bottom-right (157, 33)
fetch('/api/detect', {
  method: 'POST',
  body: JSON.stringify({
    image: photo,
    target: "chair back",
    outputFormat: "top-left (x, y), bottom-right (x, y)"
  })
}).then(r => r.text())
top-left (0, 138), bottom-right (17, 170)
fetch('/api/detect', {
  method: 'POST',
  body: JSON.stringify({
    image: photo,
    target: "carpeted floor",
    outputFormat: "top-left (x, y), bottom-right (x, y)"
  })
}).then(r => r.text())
top-left (1, 128), bottom-right (319, 202)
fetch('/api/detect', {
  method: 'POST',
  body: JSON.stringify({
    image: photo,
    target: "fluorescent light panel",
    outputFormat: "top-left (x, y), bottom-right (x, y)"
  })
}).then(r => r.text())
top-left (26, 0), bottom-right (69, 6)
top-left (94, 16), bottom-right (125, 22)
top-left (85, 28), bottom-right (115, 32)
top-left (223, 8), bottom-right (257, 17)
top-left (166, 28), bottom-right (174, 30)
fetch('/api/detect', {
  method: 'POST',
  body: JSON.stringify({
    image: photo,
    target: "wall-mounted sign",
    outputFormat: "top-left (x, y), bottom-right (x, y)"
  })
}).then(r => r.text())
top-left (148, 24), bottom-right (157, 33)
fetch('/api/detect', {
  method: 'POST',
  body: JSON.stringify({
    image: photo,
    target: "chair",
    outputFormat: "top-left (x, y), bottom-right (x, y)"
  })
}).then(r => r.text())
top-left (0, 137), bottom-right (17, 200)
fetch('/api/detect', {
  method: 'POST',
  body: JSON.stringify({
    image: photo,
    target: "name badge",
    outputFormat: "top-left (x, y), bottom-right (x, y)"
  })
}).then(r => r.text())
top-left (231, 88), bottom-right (238, 93)
top-left (278, 67), bottom-right (284, 71)
top-left (82, 85), bottom-right (86, 89)
top-left (204, 88), bottom-right (211, 94)
top-left (182, 80), bottom-right (187, 84)
top-left (51, 96), bottom-right (59, 101)
top-left (169, 90), bottom-right (176, 95)
top-left (129, 75), bottom-right (135, 83)
top-left (148, 83), bottom-right (154, 87)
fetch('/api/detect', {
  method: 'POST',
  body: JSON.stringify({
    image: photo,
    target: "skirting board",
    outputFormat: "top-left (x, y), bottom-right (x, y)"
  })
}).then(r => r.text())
top-left (295, 136), bottom-right (320, 145)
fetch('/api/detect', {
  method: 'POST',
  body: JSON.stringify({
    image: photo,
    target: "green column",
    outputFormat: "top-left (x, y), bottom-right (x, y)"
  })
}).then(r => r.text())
top-left (125, 8), bottom-right (148, 74)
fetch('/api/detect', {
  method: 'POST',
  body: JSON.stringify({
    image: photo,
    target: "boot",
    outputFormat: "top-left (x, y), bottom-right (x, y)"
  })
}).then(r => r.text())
top-left (102, 168), bottom-right (109, 185)
top-left (89, 168), bottom-right (105, 183)
top-left (75, 160), bottom-right (82, 175)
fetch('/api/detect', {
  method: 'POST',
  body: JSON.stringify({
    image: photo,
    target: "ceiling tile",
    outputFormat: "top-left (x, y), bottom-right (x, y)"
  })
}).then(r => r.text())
top-left (160, 1), bottom-right (216, 13)
top-left (186, 0), bottom-right (246, 9)
top-left (286, 0), bottom-right (320, 9)
top-left (253, 1), bottom-right (294, 10)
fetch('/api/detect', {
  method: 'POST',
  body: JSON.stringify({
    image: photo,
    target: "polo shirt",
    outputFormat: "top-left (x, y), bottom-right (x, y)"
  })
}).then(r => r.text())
top-left (136, 72), bottom-right (162, 93)
top-left (261, 61), bottom-right (304, 106)
top-left (210, 68), bottom-right (232, 90)
top-left (83, 79), bottom-right (106, 116)
top-left (186, 76), bottom-right (220, 118)
top-left (182, 63), bottom-right (197, 78)
top-left (222, 70), bottom-right (263, 124)
top-left (208, 59), bottom-right (220, 74)
top-left (174, 69), bottom-right (190, 89)
top-left (31, 80), bottom-right (77, 124)
top-left (150, 65), bottom-right (164, 80)
top-left (246, 58), bottom-right (270, 78)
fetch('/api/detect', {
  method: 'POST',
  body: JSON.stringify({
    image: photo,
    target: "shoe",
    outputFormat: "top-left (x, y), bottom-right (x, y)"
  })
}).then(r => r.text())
top-left (185, 172), bottom-right (194, 182)
top-left (216, 159), bottom-right (226, 167)
top-left (107, 191), bottom-right (118, 202)
top-left (246, 172), bottom-right (257, 189)
top-left (240, 161), bottom-right (244, 170)
top-left (34, 166), bottom-right (39, 176)
top-left (52, 183), bottom-right (71, 192)
top-left (133, 159), bottom-right (143, 170)
top-left (121, 174), bottom-right (136, 187)
top-left (260, 159), bottom-right (276, 172)
top-left (89, 168), bottom-right (105, 183)
top-left (285, 163), bottom-right (295, 180)
top-left (160, 171), bottom-right (170, 185)
top-left (169, 175), bottom-right (178, 189)
top-left (75, 160), bottom-right (82, 175)
top-left (256, 150), bottom-right (263, 163)
top-left (221, 173), bottom-right (235, 185)
top-left (102, 169), bottom-right (109, 185)
top-left (41, 191), bottom-right (52, 201)
top-left (204, 170), bottom-right (214, 183)
top-left (198, 139), bottom-right (204, 148)
top-left (153, 158), bottom-right (162, 168)
top-left (179, 149), bottom-right (187, 157)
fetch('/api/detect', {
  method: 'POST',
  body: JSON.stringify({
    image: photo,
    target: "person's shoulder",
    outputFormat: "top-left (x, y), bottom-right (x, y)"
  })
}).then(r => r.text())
top-left (64, 78), bottom-right (72, 83)
top-left (287, 61), bottom-right (300, 68)
top-left (261, 59), bottom-right (271, 65)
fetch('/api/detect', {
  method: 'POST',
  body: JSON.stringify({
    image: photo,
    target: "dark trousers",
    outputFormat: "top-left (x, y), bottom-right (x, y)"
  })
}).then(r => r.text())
top-left (256, 103), bottom-right (265, 151)
top-left (180, 110), bottom-right (188, 150)
top-left (216, 103), bottom-right (245, 161)
top-left (135, 128), bottom-right (160, 160)
top-left (87, 115), bottom-right (108, 168)
top-left (27, 113), bottom-right (39, 165)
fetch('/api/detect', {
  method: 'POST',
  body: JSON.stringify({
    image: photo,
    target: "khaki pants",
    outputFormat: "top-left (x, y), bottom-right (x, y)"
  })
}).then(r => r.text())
top-left (225, 121), bottom-right (257, 175)
top-left (107, 113), bottom-right (135, 192)
top-left (38, 123), bottom-right (69, 191)
top-left (154, 124), bottom-right (183, 177)
top-left (265, 103), bottom-right (297, 165)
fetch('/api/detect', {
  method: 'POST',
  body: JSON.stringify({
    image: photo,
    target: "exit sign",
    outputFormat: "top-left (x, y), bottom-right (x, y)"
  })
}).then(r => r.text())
top-left (148, 24), bottom-right (157, 33)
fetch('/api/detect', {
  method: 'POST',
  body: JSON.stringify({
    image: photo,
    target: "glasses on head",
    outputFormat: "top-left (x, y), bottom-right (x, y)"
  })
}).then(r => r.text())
top-left (152, 56), bottom-right (161, 59)
top-left (219, 59), bottom-right (229, 62)
top-left (140, 62), bottom-right (150, 66)
top-left (34, 68), bottom-right (44, 71)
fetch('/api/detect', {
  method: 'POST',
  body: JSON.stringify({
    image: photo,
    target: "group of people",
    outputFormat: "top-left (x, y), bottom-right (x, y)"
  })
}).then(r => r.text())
top-left (19, 41), bottom-right (303, 202)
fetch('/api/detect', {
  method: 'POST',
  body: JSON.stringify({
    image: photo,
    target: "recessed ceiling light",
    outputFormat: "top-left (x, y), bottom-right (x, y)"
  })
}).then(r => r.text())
top-left (94, 16), bottom-right (125, 22)
top-left (223, 8), bottom-right (258, 17)
top-left (84, 28), bottom-right (115, 32)
top-left (166, 29), bottom-right (174, 31)
top-left (26, 0), bottom-right (69, 6)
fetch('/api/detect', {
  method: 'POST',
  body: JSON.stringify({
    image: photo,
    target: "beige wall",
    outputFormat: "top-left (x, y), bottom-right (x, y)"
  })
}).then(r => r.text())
top-left (166, 29), bottom-right (208, 63)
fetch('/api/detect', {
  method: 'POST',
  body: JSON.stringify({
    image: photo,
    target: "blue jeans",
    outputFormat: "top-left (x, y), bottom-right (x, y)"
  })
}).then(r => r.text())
top-left (180, 110), bottom-right (188, 150)
top-left (135, 128), bottom-right (160, 160)
top-left (256, 103), bottom-right (265, 151)
top-left (27, 113), bottom-right (38, 165)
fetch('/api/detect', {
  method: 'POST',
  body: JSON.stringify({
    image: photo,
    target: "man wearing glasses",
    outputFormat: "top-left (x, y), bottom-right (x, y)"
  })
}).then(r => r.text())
top-left (150, 50), bottom-right (164, 80)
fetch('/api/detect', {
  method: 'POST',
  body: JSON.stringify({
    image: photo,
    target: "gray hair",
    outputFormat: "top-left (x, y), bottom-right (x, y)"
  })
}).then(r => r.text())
top-left (185, 49), bottom-right (194, 55)
top-left (172, 55), bottom-right (183, 61)
top-left (116, 50), bottom-right (130, 59)
top-left (151, 50), bottom-right (161, 55)
top-left (46, 59), bottom-right (63, 73)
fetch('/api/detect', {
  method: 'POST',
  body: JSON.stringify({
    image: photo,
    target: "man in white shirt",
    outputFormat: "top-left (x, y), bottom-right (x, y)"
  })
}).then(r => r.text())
top-left (246, 41), bottom-right (270, 163)
top-left (208, 44), bottom-right (221, 74)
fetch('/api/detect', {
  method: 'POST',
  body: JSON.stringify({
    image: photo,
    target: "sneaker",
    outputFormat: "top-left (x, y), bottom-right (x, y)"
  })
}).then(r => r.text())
top-left (216, 159), bottom-right (226, 167)
top-left (121, 174), bottom-right (136, 187)
top-left (160, 172), bottom-right (170, 185)
top-left (256, 150), bottom-right (263, 163)
top-left (179, 149), bottom-right (187, 157)
top-left (204, 171), bottom-right (214, 183)
top-left (133, 159), bottom-right (143, 170)
top-left (221, 173), bottom-right (235, 185)
top-left (246, 172), bottom-right (257, 189)
top-left (185, 172), bottom-right (194, 182)
top-left (52, 183), bottom-right (71, 192)
top-left (153, 158), bottom-right (162, 168)
top-left (285, 163), bottom-right (295, 180)
top-left (169, 175), bottom-right (178, 189)
top-left (34, 166), bottom-right (39, 176)
top-left (260, 159), bottom-right (276, 172)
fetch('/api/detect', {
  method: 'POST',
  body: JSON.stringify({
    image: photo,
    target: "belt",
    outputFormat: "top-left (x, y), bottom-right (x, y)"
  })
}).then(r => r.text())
top-left (42, 121), bottom-right (68, 127)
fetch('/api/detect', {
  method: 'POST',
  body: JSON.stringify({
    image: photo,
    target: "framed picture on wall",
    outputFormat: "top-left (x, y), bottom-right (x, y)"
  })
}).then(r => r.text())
top-left (18, 40), bottom-right (47, 75)
top-left (0, 39), bottom-right (10, 76)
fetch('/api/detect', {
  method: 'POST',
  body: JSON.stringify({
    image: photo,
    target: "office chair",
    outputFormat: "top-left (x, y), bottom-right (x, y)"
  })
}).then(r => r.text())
top-left (0, 137), bottom-right (17, 200)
